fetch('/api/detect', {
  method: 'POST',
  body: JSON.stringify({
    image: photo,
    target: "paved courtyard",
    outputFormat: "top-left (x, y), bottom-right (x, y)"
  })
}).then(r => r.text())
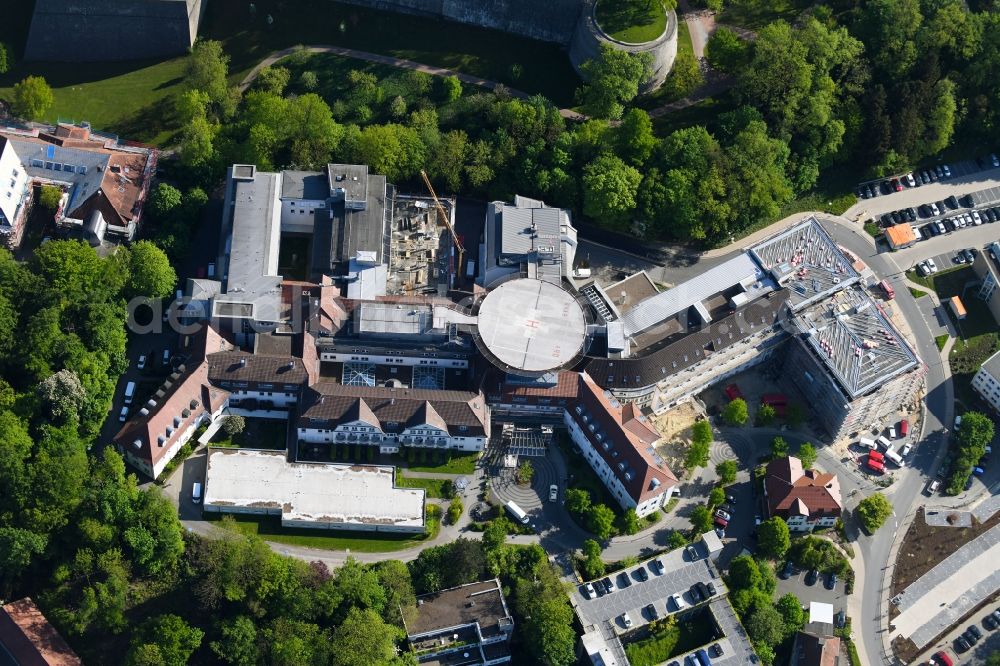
top-left (890, 521), bottom-right (1000, 649)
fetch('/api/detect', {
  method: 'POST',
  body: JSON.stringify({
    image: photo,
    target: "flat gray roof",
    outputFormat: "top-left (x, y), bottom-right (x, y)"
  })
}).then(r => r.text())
top-left (220, 171), bottom-right (283, 321)
top-left (204, 448), bottom-right (425, 528)
top-left (981, 348), bottom-right (1000, 381)
top-left (357, 302), bottom-right (435, 335)
top-left (620, 253), bottom-right (770, 337)
top-left (327, 163), bottom-right (368, 203)
top-left (281, 170), bottom-right (329, 201)
top-left (336, 174), bottom-right (387, 263)
top-left (476, 278), bottom-right (587, 373)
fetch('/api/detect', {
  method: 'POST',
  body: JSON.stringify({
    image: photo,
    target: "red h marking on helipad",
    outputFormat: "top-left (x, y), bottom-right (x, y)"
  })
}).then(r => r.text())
top-left (525, 319), bottom-right (539, 328)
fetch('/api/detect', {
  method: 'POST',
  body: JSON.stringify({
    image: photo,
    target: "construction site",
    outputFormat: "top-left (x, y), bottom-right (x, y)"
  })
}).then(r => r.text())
top-left (384, 172), bottom-right (463, 296)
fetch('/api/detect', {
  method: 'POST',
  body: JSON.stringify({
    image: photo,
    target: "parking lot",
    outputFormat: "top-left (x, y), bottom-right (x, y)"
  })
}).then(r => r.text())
top-left (776, 563), bottom-right (848, 620)
top-left (574, 544), bottom-right (725, 631)
top-left (855, 159), bottom-right (997, 217)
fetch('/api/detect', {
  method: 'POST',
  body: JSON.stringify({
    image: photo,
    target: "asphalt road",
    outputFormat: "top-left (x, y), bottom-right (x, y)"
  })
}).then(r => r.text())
top-left (821, 215), bottom-right (954, 666)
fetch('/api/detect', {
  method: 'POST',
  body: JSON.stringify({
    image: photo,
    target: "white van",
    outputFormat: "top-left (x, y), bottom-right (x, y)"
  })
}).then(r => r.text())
top-left (885, 448), bottom-right (904, 467)
top-left (192, 482), bottom-right (202, 504)
top-left (124, 381), bottom-right (136, 405)
top-left (876, 436), bottom-right (891, 450)
top-left (888, 426), bottom-right (897, 439)
top-left (859, 437), bottom-right (877, 449)
top-left (504, 500), bottom-right (529, 525)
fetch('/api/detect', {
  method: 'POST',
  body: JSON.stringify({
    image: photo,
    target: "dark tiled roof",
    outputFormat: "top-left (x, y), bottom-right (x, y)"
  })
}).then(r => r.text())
top-left (207, 351), bottom-right (309, 386)
top-left (573, 373), bottom-right (678, 503)
top-left (485, 369), bottom-right (580, 402)
top-left (581, 290), bottom-right (791, 390)
top-left (792, 631), bottom-right (841, 666)
top-left (299, 383), bottom-right (489, 436)
top-left (0, 597), bottom-right (82, 666)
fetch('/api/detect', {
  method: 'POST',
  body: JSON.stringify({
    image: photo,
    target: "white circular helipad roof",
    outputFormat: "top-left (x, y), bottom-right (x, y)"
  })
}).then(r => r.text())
top-left (476, 278), bottom-right (587, 374)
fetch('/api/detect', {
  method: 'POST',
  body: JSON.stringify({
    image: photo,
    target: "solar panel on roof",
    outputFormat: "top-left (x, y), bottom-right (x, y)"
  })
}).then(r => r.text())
top-left (46, 145), bottom-right (55, 159)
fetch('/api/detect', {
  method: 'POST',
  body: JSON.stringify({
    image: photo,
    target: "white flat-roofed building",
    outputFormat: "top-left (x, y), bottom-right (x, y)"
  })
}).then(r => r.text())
top-left (972, 349), bottom-right (1000, 414)
top-left (203, 448), bottom-right (426, 532)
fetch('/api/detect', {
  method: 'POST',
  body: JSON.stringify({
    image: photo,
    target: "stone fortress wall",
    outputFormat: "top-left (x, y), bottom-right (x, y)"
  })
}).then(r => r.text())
top-left (25, 0), bottom-right (204, 62)
top-left (334, 0), bottom-right (586, 45)
top-left (568, 0), bottom-right (678, 91)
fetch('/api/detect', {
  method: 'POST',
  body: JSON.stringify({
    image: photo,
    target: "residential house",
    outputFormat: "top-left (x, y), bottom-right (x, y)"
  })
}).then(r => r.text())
top-left (0, 123), bottom-right (156, 246)
top-left (405, 579), bottom-right (514, 665)
top-left (0, 597), bottom-right (82, 666)
top-left (206, 351), bottom-right (311, 413)
top-left (764, 456), bottom-right (843, 532)
top-left (790, 630), bottom-right (842, 666)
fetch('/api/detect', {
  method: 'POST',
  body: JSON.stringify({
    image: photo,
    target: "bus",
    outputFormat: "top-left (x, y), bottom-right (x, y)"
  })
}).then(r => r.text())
top-left (504, 501), bottom-right (529, 525)
top-left (879, 279), bottom-right (895, 300)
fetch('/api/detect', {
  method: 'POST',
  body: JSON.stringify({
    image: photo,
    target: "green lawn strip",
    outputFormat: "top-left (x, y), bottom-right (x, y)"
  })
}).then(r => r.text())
top-left (0, 57), bottom-right (188, 146)
top-left (935, 334), bottom-right (950, 351)
top-left (595, 0), bottom-right (668, 44)
top-left (404, 451), bottom-right (479, 475)
top-left (202, 0), bottom-right (580, 107)
top-left (718, 0), bottom-right (813, 30)
top-left (206, 509), bottom-right (440, 552)
top-left (396, 472), bottom-right (453, 499)
top-left (623, 614), bottom-right (717, 666)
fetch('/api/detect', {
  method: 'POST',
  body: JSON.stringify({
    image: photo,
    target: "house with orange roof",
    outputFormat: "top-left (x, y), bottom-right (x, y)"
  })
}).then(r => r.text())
top-left (0, 597), bottom-right (81, 666)
top-left (0, 123), bottom-right (156, 248)
top-left (764, 456), bottom-right (843, 532)
top-left (565, 372), bottom-right (678, 517)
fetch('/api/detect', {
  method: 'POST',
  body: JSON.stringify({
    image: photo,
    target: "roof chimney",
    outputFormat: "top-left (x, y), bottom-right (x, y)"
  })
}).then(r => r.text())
top-left (239, 358), bottom-right (247, 367)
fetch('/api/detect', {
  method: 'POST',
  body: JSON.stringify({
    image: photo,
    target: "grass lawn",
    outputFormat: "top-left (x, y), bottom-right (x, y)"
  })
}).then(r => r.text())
top-left (211, 418), bottom-right (288, 449)
top-left (0, 58), bottom-right (189, 146)
top-left (202, 0), bottom-right (581, 107)
top-left (207, 508), bottom-right (440, 552)
top-left (718, 0), bottom-right (813, 29)
top-left (396, 472), bottom-right (454, 499)
top-left (935, 334), bottom-right (950, 351)
top-left (595, 0), bottom-right (668, 43)
top-left (403, 451), bottom-right (479, 475)
top-left (623, 611), bottom-right (718, 666)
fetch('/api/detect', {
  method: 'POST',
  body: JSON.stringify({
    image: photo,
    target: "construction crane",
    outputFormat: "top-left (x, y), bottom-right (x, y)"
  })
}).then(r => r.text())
top-left (420, 170), bottom-right (464, 280)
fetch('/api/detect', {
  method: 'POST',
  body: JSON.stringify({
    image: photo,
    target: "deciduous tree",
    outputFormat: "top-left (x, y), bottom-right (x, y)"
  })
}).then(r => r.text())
top-left (757, 517), bottom-right (791, 559)
top-left (723, 398), bottom-right (749, 426)
top-left (856, 493), bottom-right (893, 533)
top-left (12, 76), bottom-right (54, 121)
top-left (716, 459), bottom-right (738, 485)
top-left (579, 45), bottom-right (652, 120)
top-left (582, 153), bottom-right (641, 226)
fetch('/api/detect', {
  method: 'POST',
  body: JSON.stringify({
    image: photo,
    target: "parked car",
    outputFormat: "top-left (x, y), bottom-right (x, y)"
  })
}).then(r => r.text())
top-left (946, 195), bottom-right (959, 209)
top-left (618, 572), bottom-right (631, 588)
top-left (968, 624), bottom-right (983, 641)
top-left (955, 635), bottom-right (971, 652)
top-left (137, 354), bottom-right (147, 370)
top-left (714, 509), bottom-right (731, 521)
top-left (906, 207), bottom-right (917, 221)
top-left (825, 572), bottom-right (838, 590)
top-left (920, 170), bottom-right (930, 184)
top-left (992, 153), bottom-right (999, 167)
top-left (621, 612), bottom-right (632, 629)
top-left (929, 202), bottom-right (941, 216)
top-left (943, 164), bottom-right (952, 177)
top-left (934, 165), bottom-right (944, 178)
top-left (916, 262), bottom-right (930, 277)
top-left (936, 221), bottom-right (947, 235)
top-left (602, 577), bottom-right (615, 593)
top-left (984, 612), bottom-right (999, 630)
top-left (973, 210), bottom-right (984, 225)
top-left (927, 258), bottom-right (939, 273)
top-left (781, 561), bottom-right (795, 579)
top-left (635, 566), bottom-right (648, 581)
top-left (584, 583), bottom-right (595, 598)
top-left (964, 249), bottom-right (976, 263)
top-left (645, 603), bottom-right (658, 620)
top-left (549, 484), bottom-right (558, 502)
top-left (965, 475), bottom-right (975, 491)
top-left (905, 172), bottom-right (916, 187)
top-left (670, 593), bottom-right (686, 611)
top-left (685, 545), bottom-right (699, 561)
top-left (711, 643), bottom-right (724, 657)
top-left (901, 442), bottom-right (913, 456)
top-left (974, 466), bottom-right (986, 476)
top-left (119, 406), bottom-right (129, 422)
top-left (805, 569), bottom-right (819, 586)
top-left (891, 177), bottom-right (903, 191)
top-left (689, 584), bottom-right (704, 603)
top-left (162, 349), bottom-right (171, 365)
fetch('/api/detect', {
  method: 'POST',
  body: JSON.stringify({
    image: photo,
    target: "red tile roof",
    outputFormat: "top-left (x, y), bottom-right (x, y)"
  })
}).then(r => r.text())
top-left (0, 598), bottom-right (82, 666)
top-left (113, 326), bottom-right (232, 472)
top-left (573, 373), bottom-right (678, 504)
top-left (765, 456), bottom-right (843, 521)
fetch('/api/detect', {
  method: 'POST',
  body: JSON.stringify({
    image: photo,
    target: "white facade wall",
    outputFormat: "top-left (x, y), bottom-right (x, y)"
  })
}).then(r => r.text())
top-left (145, 402), bottom-right (226, 479)
top-left (320, 350), bottom-right (468, 368)
top-left (973, 364), bottom-right (1000, 414)
top-left (784, 513), bottom-right (838, 533)
top-left (0, 143), bottom-right (28, 229)
top-left (298, 422), bottom-right (486, 452)
top-left (563, 410), bottom-right (671, 518)
top-left (229, 388), bottom-right (299, 408)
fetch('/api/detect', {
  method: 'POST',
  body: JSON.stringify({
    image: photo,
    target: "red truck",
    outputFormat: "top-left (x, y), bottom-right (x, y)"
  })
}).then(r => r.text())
top-left (879, 279), bottom-right (895, 300)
